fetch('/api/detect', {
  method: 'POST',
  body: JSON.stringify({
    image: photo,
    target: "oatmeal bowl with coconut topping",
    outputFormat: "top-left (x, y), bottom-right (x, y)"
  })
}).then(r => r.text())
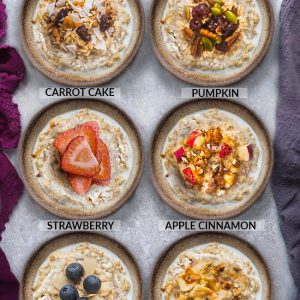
top-left (22, 0), bottom-right (144, 85)
top-left (151, 99), bottom-right (272, 219)
top-left (151, 0), bottom-right (274, 85)
top-left (21, 99), bottom-right (143, 219)
top-left (21, 233), bottom-right (142, 300)
top-left (151, 233), bottom-right (271, 300)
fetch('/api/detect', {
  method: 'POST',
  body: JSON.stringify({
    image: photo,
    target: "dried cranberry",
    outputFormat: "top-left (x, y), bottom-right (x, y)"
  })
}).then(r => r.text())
top-left (55, 8), bottom-right (69, 25)
top-left (204, 18), bottom-right (216, 32)
top-left (215, 15), bottom-right (230, 32)
top-left (76, 25), bottom-right (91, 42)
top-left (100, 14), bottom-right (111, 32)
top-left (219, 144), bottom-right (232, 158)
top-left (222, 23), bottom-right (239, 38)
top-left (192, 3), bottom-right (210, 20)
top-left (215, 41), bottom-right (229, 52)
top-left (189, 18), bottom-right (202, 31)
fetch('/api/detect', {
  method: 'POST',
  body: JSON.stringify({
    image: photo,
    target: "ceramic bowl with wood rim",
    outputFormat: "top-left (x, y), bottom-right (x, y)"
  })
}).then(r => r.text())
top-left (151, 99), bottom-right (273, 219)
top-left (151, 232), bottom-right (271, 300)
top-left (21, 232), bottom-right (143, 300)
top-left (21, 99), bottom-right (143, 219)
top-left (151, 0), bottom-right (274, 86)
top-left (22, 0), bottom-right (144, 86)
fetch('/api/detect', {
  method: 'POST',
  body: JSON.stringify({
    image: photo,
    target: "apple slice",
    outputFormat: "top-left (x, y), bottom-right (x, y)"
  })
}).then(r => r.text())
top-left (193, 135), bottom-right (206, 149)
top-left (237, 144), bottom-right (253, 161)
top-left (174, 147), bottom-right (185, 162)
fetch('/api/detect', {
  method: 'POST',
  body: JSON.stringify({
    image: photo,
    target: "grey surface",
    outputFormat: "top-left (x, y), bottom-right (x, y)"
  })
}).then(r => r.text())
top-left (0, 0), bottom-right (297, 299)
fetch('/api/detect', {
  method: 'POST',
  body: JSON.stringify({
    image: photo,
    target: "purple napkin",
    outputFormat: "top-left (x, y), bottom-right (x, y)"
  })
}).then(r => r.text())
top-left (0, 1), bottom-right (25, 298)
top-left (0, 0), bottom-right (6, 41)
top-left (0, 91), bottom-right (21, 149)
top-left (0, 249), bottom-right (19, 300)
top-left (0, 152), bottom-right (23, 300)
top-left (271, 0), bottom-right (300, 296)
top-left (0, 45), bottom-right (25, 94)
top-left (0, 152), bottom-right (24, 237)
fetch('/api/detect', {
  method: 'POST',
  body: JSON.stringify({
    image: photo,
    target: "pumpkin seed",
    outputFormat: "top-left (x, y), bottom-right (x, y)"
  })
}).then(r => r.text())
top-left (201, 37), bottom-right (213, 51)
top-left (184, 6), bottom-right (191, 21)
top-left (211, 7), bottom-right (222, 16)
top-left (216, 35), bottom-right (222, 44)
top-left (214, 3), bottom-right (223, 11)
top-left (225, 11), bottom-right (238, 24)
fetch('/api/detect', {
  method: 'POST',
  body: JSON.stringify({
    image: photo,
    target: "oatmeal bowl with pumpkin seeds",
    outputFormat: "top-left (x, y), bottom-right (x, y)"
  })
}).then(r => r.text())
top-left (151, 0), bottom-right (274, 85)
top-left (22, 0), bottom-right (144, 85)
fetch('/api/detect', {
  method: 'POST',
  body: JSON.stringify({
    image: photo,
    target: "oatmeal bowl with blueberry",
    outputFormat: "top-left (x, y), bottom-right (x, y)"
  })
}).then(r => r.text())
top-left (22, 0), bottom-right (144, 85)
top-left (151, 0), bottom-right (274, 85)
top-left (21, 233), bottom-right (142, 300)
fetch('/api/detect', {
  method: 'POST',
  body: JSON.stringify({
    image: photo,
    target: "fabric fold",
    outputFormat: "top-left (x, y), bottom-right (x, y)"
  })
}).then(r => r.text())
top-left (0, 91), bottom-right (21, 149)
top-left (271, 0), bottom-right (300, 296)
top-left (0, 249), bottom-right (19, 300)
top-left (0, 2), bottom-right (25, 299)
top-left (0, 151), bottom-right (24, 238)
top-left (0, 0), bottom-right (6, 41)
top-left (0, 45), bottom-right (25, 94)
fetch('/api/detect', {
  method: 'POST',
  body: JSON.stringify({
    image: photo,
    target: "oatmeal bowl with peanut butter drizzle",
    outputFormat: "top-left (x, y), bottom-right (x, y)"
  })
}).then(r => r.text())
top-left (151, 99), bottom-right (273, 219)
top-left (21, 233), bottom-right (142, 300)
top-left (22, 0), bottom-right (144, 85)
top-left (151, 233), bottom-right (271, 300)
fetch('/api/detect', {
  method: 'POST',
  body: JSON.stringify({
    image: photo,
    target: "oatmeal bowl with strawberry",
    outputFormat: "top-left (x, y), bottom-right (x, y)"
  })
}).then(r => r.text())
top-left (22, 0), bottom-right (144, 85)
top-left (151, 0), bottom-right (274, 85)
top-left (21, 99), bottom-right (143, 219)
top-left (151, 99), bottom-right (272, 219)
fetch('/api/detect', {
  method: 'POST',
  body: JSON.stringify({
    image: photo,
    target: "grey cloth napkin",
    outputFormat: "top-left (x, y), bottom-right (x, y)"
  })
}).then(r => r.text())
top-left (271, 0), bottom-right (300, 296)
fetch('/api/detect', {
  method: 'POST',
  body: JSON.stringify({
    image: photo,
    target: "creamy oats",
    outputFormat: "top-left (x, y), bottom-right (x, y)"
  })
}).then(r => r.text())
top-left (161, 0), bottom-right (261, 70)
top-left (32, 242), bottom-right (132, 300)
top-left (162, 242), bottom-right (261, 300)
top-left (162, 109), bottom-right (261, 204)
top-left (32, 0), bottom-right (132, 71)
top-left (32, 109), bottom-right (133, 209)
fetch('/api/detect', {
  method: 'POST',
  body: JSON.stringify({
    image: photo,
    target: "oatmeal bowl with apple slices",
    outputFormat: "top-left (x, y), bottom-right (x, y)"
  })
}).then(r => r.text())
top-left (21, 99), bottom-right (143, 219)
top-left (151, 99), bottom-right (272, 219)
top-left (151, 233), bottom-right (271, 300)
top-left (21, 232), bottom-right (142, 300)
top-left (22, 0), bottom-right (144, 85)
top-left (151, 0), bottom-right (274, 85)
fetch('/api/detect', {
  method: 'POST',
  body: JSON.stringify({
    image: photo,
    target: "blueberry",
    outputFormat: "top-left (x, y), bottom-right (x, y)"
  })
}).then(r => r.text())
top-left (59, 284), bottom-right (79, 300)
top-left (66, 263), bottom-right (84, 283)
top-left (83, 275), bottom-right (101, 293)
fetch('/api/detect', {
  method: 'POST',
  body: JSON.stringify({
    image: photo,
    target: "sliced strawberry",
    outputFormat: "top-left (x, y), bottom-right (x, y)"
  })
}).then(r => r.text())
top-left (93, 138), bottom-right (111, 184)
top-left (69, 175), bottom-right (92, 196)
top-left (54, 122), bottom-right (99, 155)
top-left (61, 136), bottom-right (100, 177)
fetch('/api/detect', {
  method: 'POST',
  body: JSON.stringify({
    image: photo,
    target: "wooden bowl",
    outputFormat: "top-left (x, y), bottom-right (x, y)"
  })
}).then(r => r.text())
top-left (21, 98), bottom-right (143, 219)
top-left (151, 99), bottom-right (273, 219)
